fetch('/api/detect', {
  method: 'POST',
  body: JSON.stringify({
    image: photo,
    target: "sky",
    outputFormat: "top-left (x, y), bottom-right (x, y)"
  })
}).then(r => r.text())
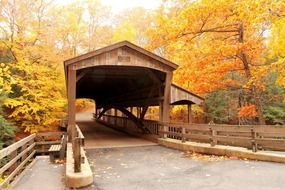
top-left (57, 0), bottom-right (162, 13)
top-left (102, 0), bottom-right (162, 12)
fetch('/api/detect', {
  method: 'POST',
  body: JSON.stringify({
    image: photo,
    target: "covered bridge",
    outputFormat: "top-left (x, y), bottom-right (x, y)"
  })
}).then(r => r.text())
top-left (64, 41), bottom-right (204, 138)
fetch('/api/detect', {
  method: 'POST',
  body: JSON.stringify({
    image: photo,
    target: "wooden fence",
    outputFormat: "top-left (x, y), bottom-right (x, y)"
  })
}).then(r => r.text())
top-left (99, 115), bottom-right (285, 152)
top-left (0, 131), bottom-right (66, 189)
top-left (142, 119), bottom-right (160, 135)
top-left (100, 114), bottom-right (143, 134)
top-left (159, 123), bottom-right (285, 152)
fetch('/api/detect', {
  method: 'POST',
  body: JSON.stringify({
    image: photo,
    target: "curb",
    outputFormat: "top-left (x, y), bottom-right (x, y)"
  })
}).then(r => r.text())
top-left (158, 138), bottom-right (285, 163)
top-left (66, 143), bottom-right (93, 188)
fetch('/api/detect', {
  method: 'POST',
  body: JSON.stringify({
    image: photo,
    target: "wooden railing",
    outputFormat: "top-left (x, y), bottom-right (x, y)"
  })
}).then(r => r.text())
top-left (99, 115), bottom-right (285, 152)
top-left (0, 131), bottom-right (66, 189)
top-left (142, 119), bottom-right (160, 135)
top-left (73, 125), bottom-right (85, 172)
top-left (101, 115), bottom-right (132, 129)
top-left (159, 123), bottom-right (285, 152)
top-left (100, 114), bottom-right (161, 135)
top-left (100, 114), bottom-right (141, 134)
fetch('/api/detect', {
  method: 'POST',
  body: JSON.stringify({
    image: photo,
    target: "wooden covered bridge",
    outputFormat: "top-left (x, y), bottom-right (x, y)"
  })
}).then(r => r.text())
top-left (64, 41), bottom-right (203, 141)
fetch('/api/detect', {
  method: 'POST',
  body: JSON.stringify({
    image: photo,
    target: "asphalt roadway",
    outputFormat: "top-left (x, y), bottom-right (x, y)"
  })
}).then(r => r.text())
top-left (87, 145), bottom-right (285, 190)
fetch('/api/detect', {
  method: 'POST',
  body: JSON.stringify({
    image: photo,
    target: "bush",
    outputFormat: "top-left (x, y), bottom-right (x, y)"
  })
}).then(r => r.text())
top-left (0, 115), bottom-right (15, 149)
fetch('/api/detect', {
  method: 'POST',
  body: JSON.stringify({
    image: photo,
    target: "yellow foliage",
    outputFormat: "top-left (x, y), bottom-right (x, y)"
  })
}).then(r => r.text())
top-left (147, 0), bottom-right (284, 95)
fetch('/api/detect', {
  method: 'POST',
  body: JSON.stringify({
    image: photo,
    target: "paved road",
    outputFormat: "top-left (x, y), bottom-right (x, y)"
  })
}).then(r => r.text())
top-left (87, 145), bottom-right (285, 190)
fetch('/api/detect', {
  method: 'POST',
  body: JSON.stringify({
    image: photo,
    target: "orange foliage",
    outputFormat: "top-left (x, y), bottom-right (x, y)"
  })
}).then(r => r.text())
top-left (238, 104), bottom-right (258, 118)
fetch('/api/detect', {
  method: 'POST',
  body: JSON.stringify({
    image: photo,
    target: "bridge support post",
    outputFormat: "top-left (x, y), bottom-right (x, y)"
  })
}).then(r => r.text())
top-left (187, 104), bottom-right (192, 124)
top-left (114, 109), bottom-right (118, 126)
top-left (67, 67), bottom-right (76, 143)
top-left (160, 72), bottom-right (172, 138)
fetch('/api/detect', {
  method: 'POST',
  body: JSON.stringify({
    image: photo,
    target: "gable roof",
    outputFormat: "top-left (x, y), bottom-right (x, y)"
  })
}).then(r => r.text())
top-left (64, 41), bottom-right (179, 70)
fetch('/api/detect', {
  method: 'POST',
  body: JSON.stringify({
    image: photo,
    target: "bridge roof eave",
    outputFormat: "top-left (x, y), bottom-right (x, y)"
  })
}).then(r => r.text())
top-left (170, 84), bottom-right (204, 105)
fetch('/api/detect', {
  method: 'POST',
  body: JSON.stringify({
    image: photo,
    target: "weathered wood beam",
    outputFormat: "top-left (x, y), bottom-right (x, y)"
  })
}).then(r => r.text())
top-left (67, 67), bottom-right (76, 142)
top-left (100, 97), bottom-right (163, 108)
top-left (161, 72), bottom-right (172, 138)
top-left (139, 106), bottom-right (149, 120)
top-left (188, 104), bottom-right (192, 124)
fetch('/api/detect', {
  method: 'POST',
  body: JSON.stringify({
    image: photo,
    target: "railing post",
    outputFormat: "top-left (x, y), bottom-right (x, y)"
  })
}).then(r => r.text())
top-left (251, 127), bottom-right (257, 152)
top-left (163, 124), bottom-right (168, 139)
top-left (41, 136), bottom-right (45, 155)
top-left (8, 150), bottom-right (18, 173)
top-left (21, 143), bottom-right (27, 161)
top-left (29, 137), bottom-right (35, 155)
top-left (158, 123), bottom-right (163, 138)
top-left (210, 126), bottom-right (217, 147)
top-left (74, 137), bottom-right (81, 173)
top-left (181, 126), bottom-right (186, 143)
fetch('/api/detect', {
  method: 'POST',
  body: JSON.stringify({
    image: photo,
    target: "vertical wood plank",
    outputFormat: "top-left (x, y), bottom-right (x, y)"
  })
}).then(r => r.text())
top-left (181, 127), bottom-right (186, 143)
top-left (159, 101), bottom-right (164, 138)
top-left (162, 72), bottom-right (172, 138)
top-left (67, 67), bottom-right (76, 143)
top-left (251, 128), bottom-right (257, 152)
top-left (21, 144), bottom-right (27, 161)
top-left (8, 150), bottom-right (18, 174)
top-left (74, 138), bottom-right (81, 173)
top-left (187, 104), bottom-right (192, 124)
top-left (210, 126), bottom-right (217, 146)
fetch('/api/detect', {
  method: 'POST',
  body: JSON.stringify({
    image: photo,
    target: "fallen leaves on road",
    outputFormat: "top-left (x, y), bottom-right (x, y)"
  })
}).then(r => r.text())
top-left (54, 159), bottom-right (65, 164)
top-left (183, 151), bottom-right (240, 161)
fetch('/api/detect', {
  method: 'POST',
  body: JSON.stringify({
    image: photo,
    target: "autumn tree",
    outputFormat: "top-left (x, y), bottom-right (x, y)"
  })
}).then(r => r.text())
top-left (0, 0), bottom-right (116, 133)
top-left (147, 0), bottom-right (285, 124)
top-left (0, 0), bottom-right (67, 132)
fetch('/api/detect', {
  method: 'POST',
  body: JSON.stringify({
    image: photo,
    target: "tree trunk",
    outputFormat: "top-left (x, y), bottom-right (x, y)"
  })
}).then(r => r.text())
top-left (238, 23), bottom-right (265, 125)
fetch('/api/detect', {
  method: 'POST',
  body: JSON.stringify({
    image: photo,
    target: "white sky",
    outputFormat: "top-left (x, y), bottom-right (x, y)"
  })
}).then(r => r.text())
top-left (102, 0), bottom-right (162, 12)
top-left (57, 0), bottom-right (162, 13)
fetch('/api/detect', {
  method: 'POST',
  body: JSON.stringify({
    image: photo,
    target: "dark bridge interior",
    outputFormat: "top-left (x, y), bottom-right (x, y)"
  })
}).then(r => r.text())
top-left (76, 66), bottom-right (166, 108)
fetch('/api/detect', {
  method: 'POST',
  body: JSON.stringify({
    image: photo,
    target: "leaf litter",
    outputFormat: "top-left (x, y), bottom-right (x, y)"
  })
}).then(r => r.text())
top-left (183, 150), bottom-right (244, 161)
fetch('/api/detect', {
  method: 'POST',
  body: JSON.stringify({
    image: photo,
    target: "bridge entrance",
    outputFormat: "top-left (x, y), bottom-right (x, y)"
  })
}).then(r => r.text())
top-left (76, 110), bottom-right (156, 149)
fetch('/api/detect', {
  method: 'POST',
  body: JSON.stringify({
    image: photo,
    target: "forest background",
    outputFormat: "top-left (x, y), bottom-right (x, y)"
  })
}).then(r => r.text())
top-left (0, 0), bottom-right (284, 148)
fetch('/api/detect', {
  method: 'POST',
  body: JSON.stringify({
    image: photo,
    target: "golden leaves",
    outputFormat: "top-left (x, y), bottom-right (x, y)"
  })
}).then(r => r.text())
top-left (184, 150), bottom-right (240, 161)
